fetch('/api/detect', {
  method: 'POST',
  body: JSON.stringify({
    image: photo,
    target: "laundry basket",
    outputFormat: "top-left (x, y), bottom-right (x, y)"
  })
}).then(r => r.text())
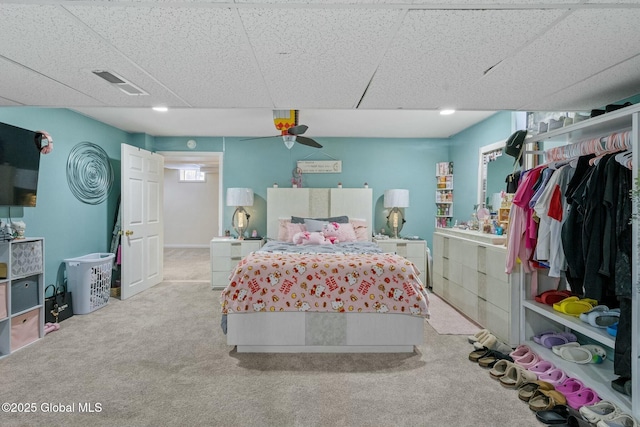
top-left (64, 253), bottom-right (115, 314)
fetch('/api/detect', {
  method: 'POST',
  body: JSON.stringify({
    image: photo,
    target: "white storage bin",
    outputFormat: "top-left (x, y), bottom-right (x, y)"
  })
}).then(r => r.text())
top-left (64, 253), bottom-right (115, 314)
top-left (11, 240), bottom-right (43, 278)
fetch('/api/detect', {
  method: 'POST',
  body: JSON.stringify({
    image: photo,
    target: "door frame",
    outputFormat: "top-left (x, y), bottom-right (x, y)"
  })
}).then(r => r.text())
top-left (158, 151), bottom-right (224, 237)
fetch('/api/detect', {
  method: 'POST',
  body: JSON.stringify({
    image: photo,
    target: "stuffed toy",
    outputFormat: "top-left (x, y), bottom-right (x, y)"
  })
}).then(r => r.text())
top-left (321, 222), bottom-right (340, 244)
top-left (292, 231), bottom-right (332, 245)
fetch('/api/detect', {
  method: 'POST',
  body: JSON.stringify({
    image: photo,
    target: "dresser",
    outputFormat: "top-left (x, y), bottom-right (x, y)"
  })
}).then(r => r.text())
top-left (432, 229), bottom-right (519, 347)
top-left (373, 238), bottom-right (429, 286)
top-left (210, 238), bottom-right (264, 289)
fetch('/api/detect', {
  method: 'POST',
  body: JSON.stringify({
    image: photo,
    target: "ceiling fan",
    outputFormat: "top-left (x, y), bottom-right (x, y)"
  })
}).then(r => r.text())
top-left (245, 110), bottom-right (322, 149)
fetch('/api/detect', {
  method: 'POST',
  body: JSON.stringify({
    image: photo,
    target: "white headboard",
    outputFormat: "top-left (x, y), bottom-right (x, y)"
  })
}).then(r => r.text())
top-left (266, 188), bottom-right (373, 241)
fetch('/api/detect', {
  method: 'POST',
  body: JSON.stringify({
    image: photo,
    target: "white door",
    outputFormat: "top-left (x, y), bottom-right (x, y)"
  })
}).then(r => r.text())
top-left (120, 144), bottom-right (164, 299)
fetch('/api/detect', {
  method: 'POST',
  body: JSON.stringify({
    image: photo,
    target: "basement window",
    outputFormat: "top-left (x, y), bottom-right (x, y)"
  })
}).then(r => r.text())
top-left (179, 169), bottom-right (206, 182)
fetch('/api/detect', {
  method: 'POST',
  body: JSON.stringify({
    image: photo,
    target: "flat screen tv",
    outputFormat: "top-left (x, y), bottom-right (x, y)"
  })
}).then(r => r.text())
top-left (0, 122), bottom-right (42, 207)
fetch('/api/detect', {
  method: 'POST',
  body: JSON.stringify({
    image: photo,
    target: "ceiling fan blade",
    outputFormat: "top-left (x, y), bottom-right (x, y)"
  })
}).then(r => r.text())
top-left (287, 124), bottom-right (308, 135)
top-left (295, 136), bottom-right (322, 148)
top-left (240, 135), bottom-right (280, 141)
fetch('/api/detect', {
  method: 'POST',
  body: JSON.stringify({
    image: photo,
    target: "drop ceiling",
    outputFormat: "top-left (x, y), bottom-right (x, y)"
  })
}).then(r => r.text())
top-left (1, 1), bottom-right (640, 138)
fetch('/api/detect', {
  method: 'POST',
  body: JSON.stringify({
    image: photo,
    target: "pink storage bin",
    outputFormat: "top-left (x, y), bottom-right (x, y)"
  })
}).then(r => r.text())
top-left (0, 283), bottom-right (7, 319)
top-left (11, 307), bottom-right (40, 351)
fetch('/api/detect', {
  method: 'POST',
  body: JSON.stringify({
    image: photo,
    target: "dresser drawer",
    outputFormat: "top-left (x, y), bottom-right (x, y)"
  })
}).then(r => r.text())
top-left (11, 307), bottom-right (40, 351)
top-left (211, 241), bottom-right (261, 258)
top-left (211, 271), bottom-right (232, 289)
top-left (11, 240), bottom-right (43, 278)
top-left (211, 256), bottom-right (242, 272)
top-left (11, 275), bottom-right (39, 314)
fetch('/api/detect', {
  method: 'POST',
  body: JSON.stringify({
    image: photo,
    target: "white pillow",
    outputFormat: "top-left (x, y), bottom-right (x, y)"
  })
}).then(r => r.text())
top-left (332, 222), bottom-right (358, 242)
top-left (350, 218), bottom-right (369, 241)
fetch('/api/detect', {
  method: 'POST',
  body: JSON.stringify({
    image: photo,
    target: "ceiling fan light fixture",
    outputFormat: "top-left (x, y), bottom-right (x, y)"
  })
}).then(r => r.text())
top-left (282, 134), bottom-right (296, 149)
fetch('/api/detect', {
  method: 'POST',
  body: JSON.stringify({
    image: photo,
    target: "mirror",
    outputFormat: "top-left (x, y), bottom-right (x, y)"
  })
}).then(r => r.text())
top-left (477, 139), bottom-right (514, 211)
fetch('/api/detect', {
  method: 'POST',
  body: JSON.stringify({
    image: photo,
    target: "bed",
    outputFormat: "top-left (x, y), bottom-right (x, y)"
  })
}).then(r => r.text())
top-left (221, 187), bottom-right (429, 353)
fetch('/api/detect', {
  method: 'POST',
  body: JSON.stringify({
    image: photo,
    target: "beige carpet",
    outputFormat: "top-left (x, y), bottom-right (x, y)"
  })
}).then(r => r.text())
top-left (163, 247), bottom-right (210, 281)
top-left (0, 282), bottom-right (538, 427)
top-left (426, 292), bottom-right (482, 335)
top-left (0, 249), bottom-right (539, 427)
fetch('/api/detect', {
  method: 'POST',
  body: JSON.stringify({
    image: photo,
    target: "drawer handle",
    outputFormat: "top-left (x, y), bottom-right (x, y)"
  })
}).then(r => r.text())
top-left (231, 257), bottom-right (241, 261)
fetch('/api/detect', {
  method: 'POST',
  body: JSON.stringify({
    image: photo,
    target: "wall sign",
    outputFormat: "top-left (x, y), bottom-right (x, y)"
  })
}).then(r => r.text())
top-left (297, 160), bottom-right (342, 173)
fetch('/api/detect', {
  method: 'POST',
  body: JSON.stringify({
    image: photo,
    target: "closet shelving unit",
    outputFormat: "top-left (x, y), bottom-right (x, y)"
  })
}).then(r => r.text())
top-left (435, 162), bottom-right (454, 228)
top-left (518, 103), bottom-right (639, 420)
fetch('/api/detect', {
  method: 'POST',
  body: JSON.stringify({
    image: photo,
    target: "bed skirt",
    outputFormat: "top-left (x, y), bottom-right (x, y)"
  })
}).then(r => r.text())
top-left (226, 311), bottom-right (425, 353)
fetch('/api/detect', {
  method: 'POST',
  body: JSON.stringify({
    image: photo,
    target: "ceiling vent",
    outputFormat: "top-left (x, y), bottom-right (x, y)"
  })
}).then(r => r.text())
top-left (92, 70), bottom-right (148, 96)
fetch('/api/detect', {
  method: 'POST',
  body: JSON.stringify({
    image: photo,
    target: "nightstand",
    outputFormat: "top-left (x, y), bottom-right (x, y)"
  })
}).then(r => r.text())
top-left (210, 238), bottom-right (264, 290)
top-left (373, 238), bottom-right (427, 282)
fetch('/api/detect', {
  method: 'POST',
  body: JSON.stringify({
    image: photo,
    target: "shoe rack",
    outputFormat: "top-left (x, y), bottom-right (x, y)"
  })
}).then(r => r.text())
top-left (518, 103), bottom-right (640, 421)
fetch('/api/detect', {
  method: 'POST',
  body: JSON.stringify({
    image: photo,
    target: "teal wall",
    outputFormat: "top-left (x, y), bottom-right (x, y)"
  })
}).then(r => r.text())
top-left (0, 108), bottom-right (131, 289)
top-left (0, 107), bottom-right (518, 289)
top-left (153, 135), bottom-right (451, 244)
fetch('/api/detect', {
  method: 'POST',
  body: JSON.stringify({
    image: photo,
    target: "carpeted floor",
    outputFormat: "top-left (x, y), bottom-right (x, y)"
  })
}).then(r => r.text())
top-left (426, 292), bottom-right (482, 335)
top-left (0, 249), bottom-right (539, 427)
top-left (163, 247), bottom-right (210, 282)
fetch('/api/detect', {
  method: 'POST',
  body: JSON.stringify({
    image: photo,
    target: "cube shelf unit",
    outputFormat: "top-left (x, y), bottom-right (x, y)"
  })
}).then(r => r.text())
top-left (435, 162), bottom-right (453, 228)
top-left (0, 238), bottom-right (45, 359)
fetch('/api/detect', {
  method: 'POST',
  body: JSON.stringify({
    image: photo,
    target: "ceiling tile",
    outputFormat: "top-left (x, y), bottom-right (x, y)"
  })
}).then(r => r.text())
top-left (359, 8), bottom-right (566, 109)
top-left (457, 8), bottom-right (640, 111)
top-left (238, 7), bottom-right (403, 108)
top-left (0, 4), bottom-right (191, 107)
top-left (66, 4), bottom-right (274, 108)
top-left (523, 54), bottom-right (640, 111)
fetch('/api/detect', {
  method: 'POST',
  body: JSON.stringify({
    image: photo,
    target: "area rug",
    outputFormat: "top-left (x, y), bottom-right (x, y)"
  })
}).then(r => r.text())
top-left (426, 292), bottom-right (482, 335)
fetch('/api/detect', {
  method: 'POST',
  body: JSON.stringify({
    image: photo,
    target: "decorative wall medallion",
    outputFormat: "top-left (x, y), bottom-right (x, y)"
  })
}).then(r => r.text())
top-left (66, 142), bottom-right (114, 205)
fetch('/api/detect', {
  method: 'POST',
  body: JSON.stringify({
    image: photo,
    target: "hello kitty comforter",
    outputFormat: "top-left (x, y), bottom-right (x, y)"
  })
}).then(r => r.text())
top-left (220, 248), bottom-right (430, 318)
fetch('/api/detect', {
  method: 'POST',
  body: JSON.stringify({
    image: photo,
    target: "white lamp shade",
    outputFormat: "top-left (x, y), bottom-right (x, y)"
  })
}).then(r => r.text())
top-left (226, 188), bottom-right (254, 207)
top-left (384, 189), bottom-right (409, 208)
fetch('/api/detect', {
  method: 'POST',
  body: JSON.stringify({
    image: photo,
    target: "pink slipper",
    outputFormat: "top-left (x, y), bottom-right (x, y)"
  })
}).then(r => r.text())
top-left (565, 387), bottom-right (600, 409)
top-left (510, 345), bottom-right (533, 360)
top-left (537, 368), bottom-right (568, 385)
top-left (528, 360), bottom-right (555, 375)
top-left (514, 351), bottom-right (540, 369)
top-left (556, 378), bottom-right (584, 394)
top-left (44, 322), bottom-right (60, 334)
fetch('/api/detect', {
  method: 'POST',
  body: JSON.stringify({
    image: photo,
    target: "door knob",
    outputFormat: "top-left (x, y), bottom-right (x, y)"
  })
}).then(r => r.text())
top-left (125, 230), bottom-right (134, 236)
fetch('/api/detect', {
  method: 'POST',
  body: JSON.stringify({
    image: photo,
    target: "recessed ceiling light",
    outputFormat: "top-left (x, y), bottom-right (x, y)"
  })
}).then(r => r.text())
top-left (152, 106), bottom-right (168, 112)
top-left (439, 109), bottom-right (455, 115)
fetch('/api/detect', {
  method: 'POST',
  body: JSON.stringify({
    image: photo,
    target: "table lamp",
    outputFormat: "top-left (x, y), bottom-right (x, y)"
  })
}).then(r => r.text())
top-left (226, 188), bottom-right (254, 239)
top-left (384, 189), bottom-right (409, 238)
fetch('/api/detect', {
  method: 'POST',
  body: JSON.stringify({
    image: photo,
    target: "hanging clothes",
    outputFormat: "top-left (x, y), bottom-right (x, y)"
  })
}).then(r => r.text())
top-left (505, 166), bottom-right (544, 275)
top-left (110, 196), bottom-right (122, 269)
top-left (533, 164), bottom-right (575, 277)
top-left (560, 154), bottom-right (595, 295)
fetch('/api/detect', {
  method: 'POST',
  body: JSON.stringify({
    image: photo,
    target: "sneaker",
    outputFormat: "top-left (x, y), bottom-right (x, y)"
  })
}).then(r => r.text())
top-left (548, 117), bottom-right (565, 131)
top-left (538, 121), bottom-right (548, 133)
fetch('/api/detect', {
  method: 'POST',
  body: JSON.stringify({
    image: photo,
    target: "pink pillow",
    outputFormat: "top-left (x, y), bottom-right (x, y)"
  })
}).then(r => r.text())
top-left (332, 222), bottom-right (358, 242)
top-left (350, 219), bottom-right (369, 241)
top-left (286, 223), bottom-right (306, 242)
top-left (278, 218), bottom-right (291, 241)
